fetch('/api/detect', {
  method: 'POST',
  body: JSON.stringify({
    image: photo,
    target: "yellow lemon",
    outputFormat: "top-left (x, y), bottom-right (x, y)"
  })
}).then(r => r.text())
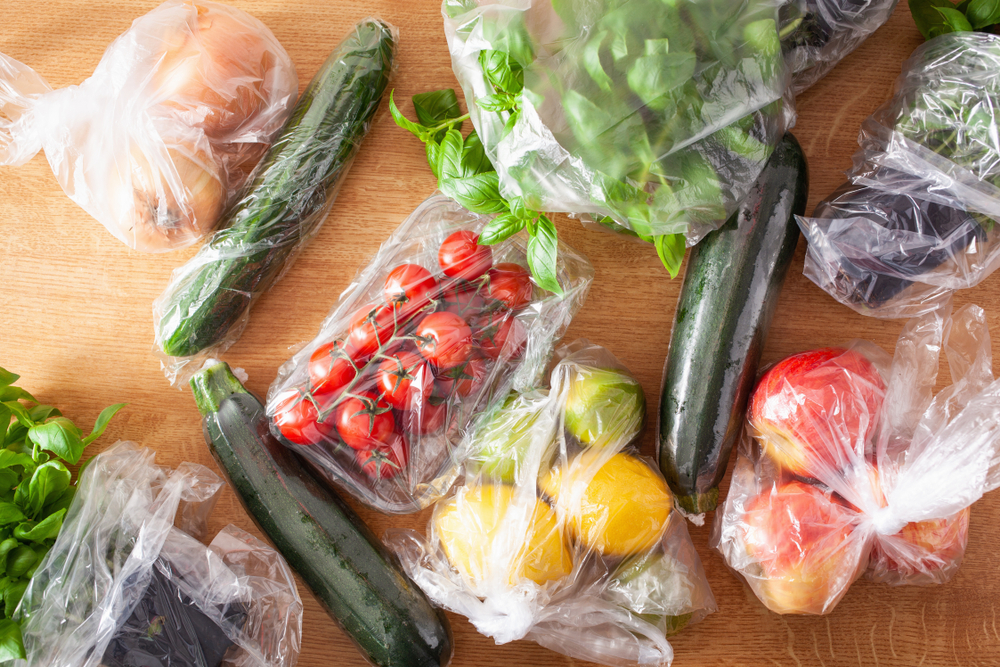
top-left (433, 484), bottom-right (572, 587)
top-left (540, 451), bottom-right (673, 558)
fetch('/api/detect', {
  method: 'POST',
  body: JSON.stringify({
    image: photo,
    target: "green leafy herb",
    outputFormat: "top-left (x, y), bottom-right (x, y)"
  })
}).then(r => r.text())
top-left (909, 0), bottom-right (1000, 38)
top-left (0, 368), bottom-right (124, 658)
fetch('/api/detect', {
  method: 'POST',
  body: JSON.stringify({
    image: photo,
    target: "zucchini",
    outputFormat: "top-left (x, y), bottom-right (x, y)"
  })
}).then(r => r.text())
top-left (190, 362), bottom-right (453, 667)
top-left (657, 133), bottom-right (808, 514)
top-left (156, 20), bottom-right (396, 358)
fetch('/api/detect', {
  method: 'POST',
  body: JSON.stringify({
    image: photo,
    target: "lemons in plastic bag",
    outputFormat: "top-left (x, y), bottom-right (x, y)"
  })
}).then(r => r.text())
top-left (562, 367), bottom-right (645, 448)
top-left (541, 451), bottom-right (672, 557)
top-left (434, 484), bottom-right (572, 587)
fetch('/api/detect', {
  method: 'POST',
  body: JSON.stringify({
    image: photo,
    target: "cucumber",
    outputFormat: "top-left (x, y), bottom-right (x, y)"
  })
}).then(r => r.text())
top-left (190, 362), bottom-right (453, 667)
top-left (156, 20), bottom-right (396, 358)
top-left (657, 133), bottom-right (808, 514)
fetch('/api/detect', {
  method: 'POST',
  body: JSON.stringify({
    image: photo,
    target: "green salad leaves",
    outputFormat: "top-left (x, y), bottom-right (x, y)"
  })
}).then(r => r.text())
top-left (0, 367), bottom-right (124, 660)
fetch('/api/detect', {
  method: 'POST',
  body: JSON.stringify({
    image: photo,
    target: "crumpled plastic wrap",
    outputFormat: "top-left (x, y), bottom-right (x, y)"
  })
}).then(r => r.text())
top-left (0, 0), bottom-right (297, 252)
top-left (713, 303), bottom-right (1000, 615)
top-left (799, 32), bottom-right (1000, 318)
top-left (265, 194), bottom-right (593, 513)
top-left (14, 441), bottom-right (302, 667)
top-left (781, 0), bottom-right (898, 95)
top-left (441, 0), bottom-right (790, 243)
top-left (385, 340), bottom-right (716, 667)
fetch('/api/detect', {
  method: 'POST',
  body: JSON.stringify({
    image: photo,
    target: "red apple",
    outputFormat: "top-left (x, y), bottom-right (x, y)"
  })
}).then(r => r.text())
top-left (742, 480), bottom-right (863, 614)
top-left (749, 347), bottom-right (885, 480)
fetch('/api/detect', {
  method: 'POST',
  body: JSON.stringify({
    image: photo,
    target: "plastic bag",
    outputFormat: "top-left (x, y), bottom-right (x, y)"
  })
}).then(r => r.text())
top-left (265, 194), bottom-right (593, 513)
top-left (0, 0), bottom-right (297, 251)
top-left (386, 340), bottom-right (716, 667)
top-left (713, 303), bottom-right (1000, 615)
top-left (441, 0), bottom-right (790, 243)
top-left (780, 0), bottom-right (898, 95)
top-left (15, 441), bottom-right (302, 666)
top-left (798, 32), bottom-right (1000, 318)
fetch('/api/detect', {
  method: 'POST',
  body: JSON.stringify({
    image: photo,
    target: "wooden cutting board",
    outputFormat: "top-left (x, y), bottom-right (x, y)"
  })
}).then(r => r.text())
top-left (2, 1), bottom-right (997, 666)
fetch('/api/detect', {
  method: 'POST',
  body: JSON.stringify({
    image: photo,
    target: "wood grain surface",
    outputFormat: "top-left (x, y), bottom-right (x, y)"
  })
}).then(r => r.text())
top-left (2, 1), bottom-right (998, 666)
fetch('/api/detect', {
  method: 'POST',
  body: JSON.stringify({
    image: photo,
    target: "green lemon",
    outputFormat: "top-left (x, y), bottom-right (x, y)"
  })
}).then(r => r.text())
top-left (563, 367), bottom-right (645, 447)
top-left (466, 390), bottom-right (555, 483)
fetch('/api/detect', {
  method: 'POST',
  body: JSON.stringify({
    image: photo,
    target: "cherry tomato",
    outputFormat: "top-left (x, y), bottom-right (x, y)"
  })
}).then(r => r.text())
top-left (272, 390), bottom-right (335, 446)
top-left (377, 351), bottom-right (434, 411)
top-left (473, 312), bottom-right (527, 360)
top-left (384, 264), bottom-right (438, 320)
top-left (334, 391), bottom-right (396, 450)
top-left (348, 302), bottom-right (398, 357)
top-left (403, 400), bottom-right (448, 436)
top-left (356, 435), bottom-right (409, 480)
top-left (440, 280), bottom-right (486, 318)
top-left (439, 231), bottom-right (492, 281)
top-left (436, 357), bottom-right (489, 398)
top-left (487, 263), bottom-right (533, 311)
top-left (308, 339), bottom-right (359, 399)
top-left (415, 311), bottom-right (473, 369)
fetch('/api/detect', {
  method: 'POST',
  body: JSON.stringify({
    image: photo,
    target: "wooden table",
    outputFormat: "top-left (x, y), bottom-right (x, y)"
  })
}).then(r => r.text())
top-left (2, 1), bottom-right (998, 666)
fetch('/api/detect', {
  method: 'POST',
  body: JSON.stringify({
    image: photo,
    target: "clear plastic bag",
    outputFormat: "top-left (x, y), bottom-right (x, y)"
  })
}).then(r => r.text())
top-left (441, 0), bottom-right (790, 243)
top-left (798, 32), bottom-right (1000, 318)
top-left (265, 194), bottom-right (593, 513)
top-left (780, 0), bottom-right (898, 95)
top-left (713, 303), bottom-right (1000, 615)
top-left (0, 0), bottom-right (297, 252)
top-left (385, 340), bottom-right (716, 666)
top-left (14, 441), bottom-right (302, 667)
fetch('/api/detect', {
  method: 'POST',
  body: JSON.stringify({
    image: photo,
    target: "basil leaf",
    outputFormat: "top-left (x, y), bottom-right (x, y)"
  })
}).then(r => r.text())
top-left (627, 52), bottom-right (696, 108)
top-left (0, 618), bottom-right (25, 661)
top-left (0, 540), bottom-right (16, 574)
top-left (27, 418), bottom-right (83, 465)
top-left (426, 141), bottom-right (443, 180)
top-left (440, 173), bottom-right (509, 215)
top-left (3, 579), bottom-right (27, 618)
top-left (27, 404), bottom-right (59, 423)
top-left (527, 216), bottom-right (563, 295)
top-left (909, 0), bottom-right (963, 38)
top-left (479, 213), bottom-right (525, 245)
top-left (479, 50), bottom-right (523, 94)
top-left (0, 406), bottom-right (9, 445)
top-left (4, 546), bottom-right (35, 579)
top-left (413, 89), bottom-right (464, 127)
top-left (461, 131), bottom-right (493, 176)
top-left (0, 371), bottom-right (18, 391)
top-left (41, 486), bottom-right (74, 517)
top-left (0, 388), bottom-right (32, 403)
top-left (14, 510), bottom-right (65, 543)
top-left (438, 129), bottom-right (465, 180)
top-left (3, 403), bottom-right (33, 431)
top-left (654, 234), bottom-right (687, 278)
top-left (26, 462), bottom-right (70, 519)
top-left (964, 0), bottom-right (1000, 27)
top-left (0, 451), bottom-right (35, 474)
top-left (476, 93), bottom-right (516, 112)
top-left (0, 472), bottom-right (18, 502)
top-left (935, 5), bottom-right (975, 29)
top-left (501, 108), bottom-right (521, 140)
top-left (81, 403), bottom-right (125, 446)
top-left (582, 31), bottom-right (614, 92)
top-left (389, 91), bottom-right (431, 140)
top-left (0, 505), bottom-right (24, 527)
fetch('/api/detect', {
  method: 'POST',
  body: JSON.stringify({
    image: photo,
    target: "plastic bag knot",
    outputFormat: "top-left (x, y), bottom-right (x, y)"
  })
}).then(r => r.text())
top-left (869, 505), bottom-right (907, 536)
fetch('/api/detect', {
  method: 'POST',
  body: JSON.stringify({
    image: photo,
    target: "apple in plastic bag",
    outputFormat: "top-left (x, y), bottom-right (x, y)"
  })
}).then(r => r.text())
top-left (749, 348), bottom-right (885, 479)
top-left (741, 480), bottom-right (863, 614)
top-left (562, 367), bottom-right (645, 448)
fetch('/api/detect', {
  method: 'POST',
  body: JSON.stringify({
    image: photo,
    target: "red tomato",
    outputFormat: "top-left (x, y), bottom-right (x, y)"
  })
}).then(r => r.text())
top-left (348, 302), bottom-right (399, 357)
top-left (440, 280), bottom-right (486, 318)
top-left (487, 263), bottom-right (533, 311)
top-left (356, 435), bottom-right (409, 480)
top-left (334, 391), bottom-right (396, 450)
top-left (435, 357), bottom-right (489, 398)
top-left (439, 231), bottom-right (492, 281)
top-left (473, 312), bottom-right (527, 360)
top-left (308, 339), bottom-right (359, 398)
top-left (272, 390), bottom-right (335, 446)
top-left (384, 264), bottom-right (438, 320)
top-left (415, 311), bottom-right (473, 369)
top-left (403, 400), bottom-right (448, 436)
top-left (377, 351), bottom-right (434, 411)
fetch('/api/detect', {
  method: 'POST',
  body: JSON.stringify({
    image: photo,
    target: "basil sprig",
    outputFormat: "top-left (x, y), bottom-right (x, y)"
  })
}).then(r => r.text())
top-left (910, 0), bottom-right (1000, 38)
top-left (0, 367), bottom-right (124, 660)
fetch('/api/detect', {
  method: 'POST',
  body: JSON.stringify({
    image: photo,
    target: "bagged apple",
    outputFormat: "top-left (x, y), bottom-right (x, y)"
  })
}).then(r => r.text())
top-left (713, 303), bottom-right (1000, 615)
top-left (266, 195), bottom-right (593, 513)
top-left (385, 340), bottom-right (716, 667)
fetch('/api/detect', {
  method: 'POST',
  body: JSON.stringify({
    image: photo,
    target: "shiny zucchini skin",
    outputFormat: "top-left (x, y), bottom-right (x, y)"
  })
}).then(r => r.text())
top-left (657, 133), bottom-right (808, 514)
top-left (190, 362), bottom-right (453, 667)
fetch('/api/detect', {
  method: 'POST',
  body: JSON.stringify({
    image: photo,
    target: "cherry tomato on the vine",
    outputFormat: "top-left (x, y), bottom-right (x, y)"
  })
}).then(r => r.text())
top-left (356, 436), bottom-right (409, 480)
top-left (403, 400), bottom-right (448, 436)
top-left (439, 231), bottom-right (492, 281)
top-left (308, 339), bottom-right (359, 399)
top-left (272, 390), bottom-right (335, 446)
top-left (435, 356), bottom-right (489, 398)
top-left (334, 391), bottom-right (396, 450)
top-left (377, 351), bottom-right (433, 411)
top-left (473, 312), bottom-right (527, 360)
top-left (487, 263), bottom-right (533, 311)
top-left (384, 264), bottom-right (438, 320)
top-left (348, 302), bottom-right (399, 357)
top-left (415, 311), bottom-right (473, 369)
top-left (440, 280), bottom-right (486, 318)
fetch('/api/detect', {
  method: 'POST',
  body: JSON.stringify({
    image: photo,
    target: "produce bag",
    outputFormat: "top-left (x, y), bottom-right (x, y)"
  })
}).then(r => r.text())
top-left (386, 341), bottom-right (716, 667)
top-left (0, 0), bottom-right (297, 251)
top-left (713, 303), bottom-right (1000, 615)
top-left (441, 0), bottom-right (790, 244)
top-left (15, 441), bottom-right (302, 666)
top-left (799, 32), bottom-right (1000, 318)
top-left (266, 194), bottom-right (593, 513)
top-left (781, 0), bottom-right (898, 95)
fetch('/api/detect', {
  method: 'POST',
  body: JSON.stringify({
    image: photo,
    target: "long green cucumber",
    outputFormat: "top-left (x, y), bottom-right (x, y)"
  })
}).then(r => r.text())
top-left (157, 20), bottom-right (395, 358)
top-left (190, 362), bottom-right (453, 667)
top-left (657, 133), bottom-right (808, 514)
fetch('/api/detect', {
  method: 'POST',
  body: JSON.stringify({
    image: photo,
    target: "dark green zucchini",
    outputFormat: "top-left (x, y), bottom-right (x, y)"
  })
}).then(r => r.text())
top-left (157, 20), bottom-right (396, 358)
top-left (190, 362), bottom-right (453, 667)
top-left (657, 133), bottom-right (808, 514)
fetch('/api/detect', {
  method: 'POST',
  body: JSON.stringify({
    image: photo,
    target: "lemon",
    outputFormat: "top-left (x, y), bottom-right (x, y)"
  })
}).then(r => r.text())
top-left (562, 367), bottom-right (645, 448)
top-left (540, 451), bottom-right (673, 558)
top-left (433, 484), bottom-right (572, 587)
